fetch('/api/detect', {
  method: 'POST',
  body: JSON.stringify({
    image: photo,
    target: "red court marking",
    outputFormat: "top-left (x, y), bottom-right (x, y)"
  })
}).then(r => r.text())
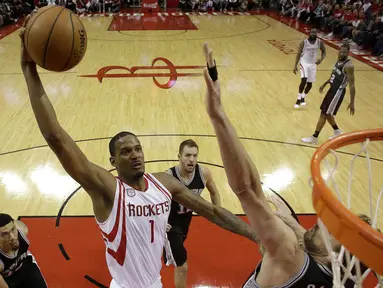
top-left (0, 20), bottom-right (23, 41)
top-left (108, 14), bottom-right (198, 31)
top-left (19, 214), bottom-right (378, 287)
top-left (79, 57), bottom-right (205, 89)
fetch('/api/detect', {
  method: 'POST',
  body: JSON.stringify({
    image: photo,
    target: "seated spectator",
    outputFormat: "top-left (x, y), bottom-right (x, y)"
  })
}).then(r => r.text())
top-left (355, 14), bottom-right (382, 48)
top-left (281, 0), bottom-right (295, 16)
top-left (372, 31), bottom-right (383, 57)
top-left (349, 11), bottom-right (374, 44)
top-left (227, 0), bottom-right (239, 10)
top-left (340, 8), bottom-right (359, 38)
top-left (297, 0), bottom-right (312, 21)
top-left (307, 1), bottom-right (324, 26)
top-left (66, 0), bottom-right (76, 11)
top-left (320, 4), bottom-right (334, 29)
top-left (353, 0), bottom-right (362, 9)
top-left (326, 5), bottom-right (347, 36)
top-left (362, 0), bottom-right (372, 20)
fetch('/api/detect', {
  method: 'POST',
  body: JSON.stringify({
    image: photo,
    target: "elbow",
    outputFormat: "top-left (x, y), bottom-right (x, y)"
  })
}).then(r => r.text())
top-left (43, 131), bottom-right (64, 152)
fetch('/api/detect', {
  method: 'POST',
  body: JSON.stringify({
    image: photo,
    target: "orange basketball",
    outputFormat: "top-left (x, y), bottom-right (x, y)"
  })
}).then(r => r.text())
top-left (24, 6), bottom-right (87, 72)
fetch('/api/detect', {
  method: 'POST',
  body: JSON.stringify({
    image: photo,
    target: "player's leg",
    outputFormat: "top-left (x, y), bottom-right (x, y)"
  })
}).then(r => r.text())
top-left (294, 64), bottom-right (307, 108)
top-left (301, 87), bottom-right (337, 144)
top-left (300, 64), bottom-right (316, 106)
top-left (174, 215), bottom-right (193, 288)
top-left (166, 225), bottom-right (188, 288)
top-left (326, 89), bottom-right (345, 139)
top-left (301, 111), bottom-right (326, 144)
top-left (326, 115), bottom-right (342, 138)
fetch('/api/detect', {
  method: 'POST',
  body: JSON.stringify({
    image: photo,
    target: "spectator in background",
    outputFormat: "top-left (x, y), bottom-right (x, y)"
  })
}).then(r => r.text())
top-left (320, 4), bottom-right (334, 29)
top-left (297, 0), bottom-right (312, 21)
top-left (281, 0), bottom-right (294, 15)
top-left (372, 31), bottom-right (383, 57)
top-left (355, 14), bottom-right (382, 48)
top-left (323, 4), bottom-right (344, 36)
top-left (65, 0), bottom-right (76, 11)
top-left (340, 8), bottom-right (359, 38)
top-left (307, 1), bottom-right (324, 26)
top-left (351, 10), bottom-right (373, 43)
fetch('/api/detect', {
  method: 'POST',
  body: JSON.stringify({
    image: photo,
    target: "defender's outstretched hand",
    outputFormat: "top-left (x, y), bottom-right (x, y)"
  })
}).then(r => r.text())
top-left (203, 42), bottom-right (222, 119)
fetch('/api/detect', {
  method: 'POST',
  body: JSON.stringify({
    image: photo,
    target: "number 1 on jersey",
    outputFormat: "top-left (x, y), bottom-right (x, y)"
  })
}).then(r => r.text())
top-left (149, 220), bottom-right (154, 243)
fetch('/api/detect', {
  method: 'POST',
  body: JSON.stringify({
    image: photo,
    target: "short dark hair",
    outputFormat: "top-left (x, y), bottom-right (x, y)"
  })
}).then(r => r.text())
top-left (109, 132), bottom-right (137, 157)
top-left (0, 214), bottom-right (13, 228)
top-left (341, 42), bottom-right (351, 51)
top-left (179, 139), bottom-right (199, 155)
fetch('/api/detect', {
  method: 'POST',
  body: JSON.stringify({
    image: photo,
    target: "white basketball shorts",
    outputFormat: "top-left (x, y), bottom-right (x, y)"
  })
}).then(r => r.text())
top-left (300, 62), bottom-right (317, 83)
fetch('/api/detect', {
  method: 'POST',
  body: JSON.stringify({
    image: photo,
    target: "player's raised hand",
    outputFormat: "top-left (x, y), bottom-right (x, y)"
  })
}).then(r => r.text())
top-left (267, 193), bottom-right (291, 218)
top-left (203, 42), bottom-right (222, 118)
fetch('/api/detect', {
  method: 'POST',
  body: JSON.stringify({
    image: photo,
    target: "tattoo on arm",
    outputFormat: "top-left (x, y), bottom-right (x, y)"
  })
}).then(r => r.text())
top-left (207, 206), bottom-right (259, 244)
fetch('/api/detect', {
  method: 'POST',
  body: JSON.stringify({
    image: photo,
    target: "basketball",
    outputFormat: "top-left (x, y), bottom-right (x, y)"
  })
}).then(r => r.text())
top-left (24, 6), bottom-right (87, 72)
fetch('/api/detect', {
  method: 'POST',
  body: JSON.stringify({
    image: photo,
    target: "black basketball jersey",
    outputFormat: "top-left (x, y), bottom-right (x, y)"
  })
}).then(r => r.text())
top-left (329, 59), bottom-right (351, 92)
top-left (167, 164), bottom-right (206, 220)
top-left (0, 229), bottom-right (30, 279)
top-left (243, 253), bottom-right (334, 288)
top-left (243, 253), bottom-right (356, 288)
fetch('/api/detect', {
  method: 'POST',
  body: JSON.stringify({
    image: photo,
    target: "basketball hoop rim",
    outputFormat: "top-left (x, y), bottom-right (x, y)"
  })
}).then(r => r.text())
top-left (311, 128), bottom-right (383, 276)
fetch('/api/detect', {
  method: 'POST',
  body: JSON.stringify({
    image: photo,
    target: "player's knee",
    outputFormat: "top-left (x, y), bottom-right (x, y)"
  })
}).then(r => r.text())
top-left (299, 78), bottom-right (307, 91)
top-left (176, 261), bottom-right (188, 274)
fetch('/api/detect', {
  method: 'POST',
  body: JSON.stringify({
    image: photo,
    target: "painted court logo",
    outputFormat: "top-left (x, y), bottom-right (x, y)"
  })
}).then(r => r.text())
top-left (79, 57), bottom-right (205, 89)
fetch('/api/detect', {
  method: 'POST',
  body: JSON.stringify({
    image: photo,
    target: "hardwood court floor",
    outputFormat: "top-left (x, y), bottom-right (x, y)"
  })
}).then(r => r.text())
top-left (0, 10), bottom-right (382, 287)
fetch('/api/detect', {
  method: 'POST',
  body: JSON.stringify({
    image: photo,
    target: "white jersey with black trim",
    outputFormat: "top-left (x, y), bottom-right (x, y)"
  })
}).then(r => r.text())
top-left (300, 39), bottom-right (321, 65)
top-left (96, 174), bottom-right (172, 288)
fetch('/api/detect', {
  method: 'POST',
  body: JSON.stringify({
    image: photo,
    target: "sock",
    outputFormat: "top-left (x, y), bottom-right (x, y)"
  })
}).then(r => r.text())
top-left (332, 124), bottom-right (339, 130)
top-left (297, 93), bottom-right (302, 100)
top-left (301, 93), bottom-right (306, 99)
top-left (313, 131), bottom-right (320, 138)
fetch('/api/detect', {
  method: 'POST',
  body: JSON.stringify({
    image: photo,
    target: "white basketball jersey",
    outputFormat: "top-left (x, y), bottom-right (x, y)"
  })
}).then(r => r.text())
top-left (96, 173), bottom-right (172, 288)
top-left (300, 39), bottom-right (320, 64)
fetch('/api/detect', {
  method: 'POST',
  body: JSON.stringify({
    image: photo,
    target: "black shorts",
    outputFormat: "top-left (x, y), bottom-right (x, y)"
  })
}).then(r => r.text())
top-left (163, 212), bottom-right (193, 266)
top-left (5, 256), bottom-right (47, 288)
top-left (320, 87), bottom-right (346, 116)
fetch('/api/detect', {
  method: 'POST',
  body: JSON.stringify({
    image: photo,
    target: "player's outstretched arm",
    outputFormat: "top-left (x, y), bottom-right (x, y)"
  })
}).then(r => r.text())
top-left (155, 172), bottom-right (259, 243)
top-left (20, 17), bottom-right (115, 203)
top-left (202, 167), bottom-right (221, 206)
top-left (203, 42), bottom-right (298, 258)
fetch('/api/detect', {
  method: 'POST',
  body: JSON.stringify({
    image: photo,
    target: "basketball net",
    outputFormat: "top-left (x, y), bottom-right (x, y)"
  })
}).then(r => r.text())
top-left (310, 132), bottom-right (383, 288)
